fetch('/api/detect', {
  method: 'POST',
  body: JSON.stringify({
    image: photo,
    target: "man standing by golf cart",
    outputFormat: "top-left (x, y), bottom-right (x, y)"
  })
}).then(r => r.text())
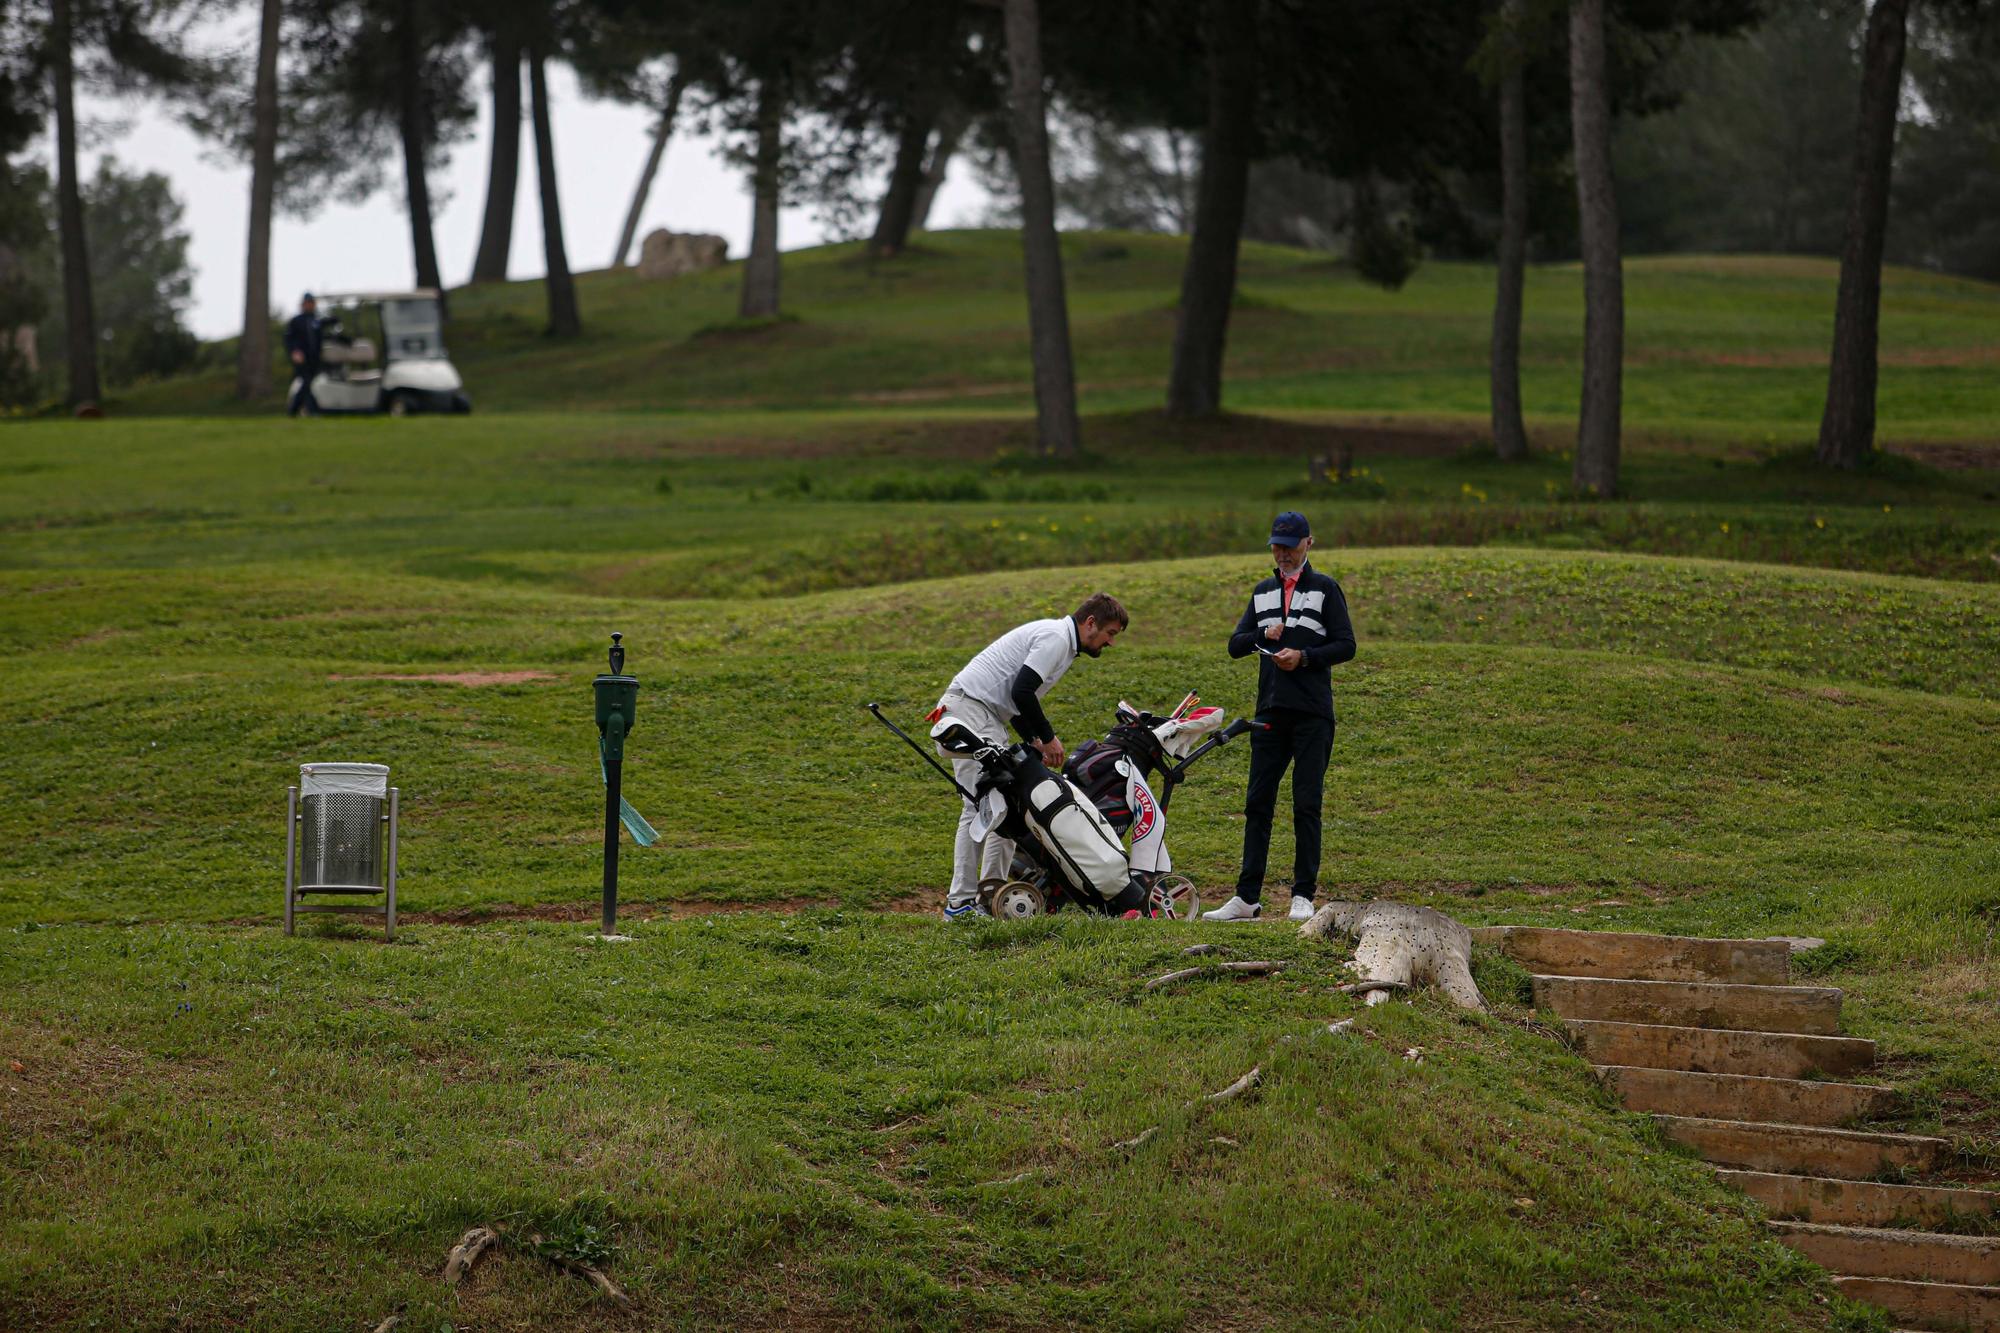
top-left (284, 292), bottom-right (322, 416)
top-left (934, 593), bottom-right (1128, 919)
top-left (1204, 512), bottom-right (1355, 923)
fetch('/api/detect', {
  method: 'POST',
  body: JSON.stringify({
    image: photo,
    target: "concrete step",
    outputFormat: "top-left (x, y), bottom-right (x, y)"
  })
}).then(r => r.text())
top-left (1830, 1276), bottom-right (2000, 1331)
top-left (1474, 925), bottom-right (1791, 984)
top-left (1660, 1116), bottom-right (1950, 1179)
top-left (1566, 1018), bottom-right (1876, 1079)
top-left (1771, 1222), bottom-right (2000, 1286)
top-left (1534, 973), bottom-right (1845, 1034)
top-left (1721, 1171), bottom-right (2000, 1230)
top-left (1597, 1065), bottom-right (1894, 1126)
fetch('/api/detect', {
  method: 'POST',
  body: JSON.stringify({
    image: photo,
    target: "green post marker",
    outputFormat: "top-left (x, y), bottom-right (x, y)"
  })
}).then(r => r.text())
top-left (592, 633), bottom-right (640, 936)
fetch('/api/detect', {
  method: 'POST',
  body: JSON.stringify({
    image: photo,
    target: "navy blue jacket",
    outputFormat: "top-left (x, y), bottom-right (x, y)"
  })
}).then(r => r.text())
top-left (1227, 561), bottom-right (1356, 720)
top-left (284, 312), bottom-right (323, 369)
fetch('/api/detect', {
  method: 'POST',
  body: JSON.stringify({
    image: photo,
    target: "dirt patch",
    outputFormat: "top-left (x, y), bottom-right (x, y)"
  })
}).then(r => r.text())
top-left (849, 382), bottom-right (1029, 404)
top-left (577, 411), bottom-right (1506, 465)
top-left (1, 1022), bottom-right (147, 1137)
top-left (670, 417), bottom-right (1029, 461)
top-left (403, 893), bottom-right (940, 926)
top-left (328, 671), bottom-right (556, 687)
top-left (1638, 345), bottom-right (2000, 372)
top-left (1885, 441), bottom-right (2000, 471)
top-left (1090, 411), bottom-right (1483, 459)
top-left (1340, 878), bottom-right (1591, 901)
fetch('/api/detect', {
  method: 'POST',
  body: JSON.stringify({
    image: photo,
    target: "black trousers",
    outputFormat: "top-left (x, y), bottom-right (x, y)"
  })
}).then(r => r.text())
top-left (287, 364), bottom-right (320, 416)
top-left (1236, 707), bottom-right (1333, 904)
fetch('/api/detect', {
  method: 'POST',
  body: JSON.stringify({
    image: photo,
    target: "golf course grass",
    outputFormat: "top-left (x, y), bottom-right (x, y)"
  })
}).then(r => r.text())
top-left (113, 231), bottom-right (2000, 445)
top-left (3, 237), bottom-right (1997, 1329)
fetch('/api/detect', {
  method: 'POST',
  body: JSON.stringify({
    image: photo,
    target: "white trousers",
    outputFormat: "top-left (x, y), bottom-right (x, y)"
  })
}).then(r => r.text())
top-left (938, 691), bottom-right (1015, 909)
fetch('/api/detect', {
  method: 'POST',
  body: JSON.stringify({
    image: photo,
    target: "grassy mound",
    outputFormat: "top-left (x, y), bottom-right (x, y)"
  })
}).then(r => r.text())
top-left (5, 549), bottom-right (1996, 929)
top-left (5, 914), bottom-right (1857, 1330)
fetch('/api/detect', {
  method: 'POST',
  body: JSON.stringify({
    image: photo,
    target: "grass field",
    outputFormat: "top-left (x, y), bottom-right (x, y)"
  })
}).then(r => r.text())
top-left (113, 231), bottom-right (2000, 447)
top-left (3, 237), bottom-right (1998, 1329)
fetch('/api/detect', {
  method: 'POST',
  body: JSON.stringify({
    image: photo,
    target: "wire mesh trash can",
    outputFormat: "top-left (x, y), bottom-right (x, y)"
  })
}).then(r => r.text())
top-left (285, 762), bottom-right (398, 939)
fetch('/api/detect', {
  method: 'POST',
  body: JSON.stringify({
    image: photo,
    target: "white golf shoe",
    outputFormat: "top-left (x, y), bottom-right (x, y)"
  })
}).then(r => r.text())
top-left (1288, 895), bottom-right (1317, 922)
top-left (1201, 895), bottom-right (1261, 922)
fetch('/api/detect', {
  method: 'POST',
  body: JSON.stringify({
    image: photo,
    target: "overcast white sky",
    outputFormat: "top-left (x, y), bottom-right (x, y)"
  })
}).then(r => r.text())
top-left (54, 57), bottom-right (985, 340)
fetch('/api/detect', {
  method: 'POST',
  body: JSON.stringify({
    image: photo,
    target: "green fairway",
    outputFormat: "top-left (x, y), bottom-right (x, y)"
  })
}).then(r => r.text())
top-left (5, 240), bottom-right (1998, 1329)
top-left (4, 533), bottom-right (1996, 1327)
top-left (4, 410), bottom-right (1997, 588)
top-left (113, 232), bottom-right (2000, 449)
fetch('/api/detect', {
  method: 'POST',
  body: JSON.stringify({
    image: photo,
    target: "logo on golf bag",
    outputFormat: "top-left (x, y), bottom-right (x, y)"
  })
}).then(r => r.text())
top-left (1130, 783), bottom-right (1157, 843)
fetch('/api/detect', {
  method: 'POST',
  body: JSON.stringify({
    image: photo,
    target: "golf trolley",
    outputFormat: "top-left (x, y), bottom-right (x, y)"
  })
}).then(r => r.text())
top-left (865, 695), bottom-right (1263, 921)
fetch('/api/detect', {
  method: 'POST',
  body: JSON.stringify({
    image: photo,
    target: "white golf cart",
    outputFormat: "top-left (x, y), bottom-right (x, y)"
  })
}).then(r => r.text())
top-left (304, 289), bottom-right (471, 415)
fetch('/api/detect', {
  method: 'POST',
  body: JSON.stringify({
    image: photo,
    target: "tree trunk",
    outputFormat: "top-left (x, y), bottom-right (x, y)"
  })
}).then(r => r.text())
top-left (739, 81), bottom-right (783, 319)
top-left (529, 48), bottom-right (580, 337)
top-left (1816, 0), bottom-right (1910, 469)
top-left (1166, 0), bottom-right (1257, 420)
top-left (1489, 0), bottom-right (1530, 461)
top-left (398, 0), bottom-right (442, 293)
top-left (236, 0), bottom-right (282, 399)
top-left (869, 107), bottom-right (933, 258)
top-left (1003, 0), bottom-right (1080, 457)
top-left (51, 0), bottom-right (99, 409)
top-left (910, 105), bottom-right (966, 232)
top-left (470, 30), bottom-right (522, 284)
top-left (1568, 0), bottom-right (1622, 497)
top-left (611, 74), bottom-right (683, 269)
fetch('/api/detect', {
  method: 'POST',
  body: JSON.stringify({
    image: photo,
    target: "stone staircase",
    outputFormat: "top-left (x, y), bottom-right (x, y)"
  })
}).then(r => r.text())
top-left (1478, 925), bottom-right (2000, 1332)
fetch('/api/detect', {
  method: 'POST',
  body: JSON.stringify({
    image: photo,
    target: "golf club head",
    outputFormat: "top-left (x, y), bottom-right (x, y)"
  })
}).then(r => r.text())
top-left (929, 716), bottom-right (986, 755)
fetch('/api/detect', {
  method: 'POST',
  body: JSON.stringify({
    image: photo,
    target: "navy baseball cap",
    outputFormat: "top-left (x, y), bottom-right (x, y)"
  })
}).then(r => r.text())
top-left (1268, 511), bottom-right (1311, 547)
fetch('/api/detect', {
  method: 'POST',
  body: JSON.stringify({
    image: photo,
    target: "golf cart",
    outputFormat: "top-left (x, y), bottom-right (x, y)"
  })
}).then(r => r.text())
top-left (303, 290), bottom-right (470, 415)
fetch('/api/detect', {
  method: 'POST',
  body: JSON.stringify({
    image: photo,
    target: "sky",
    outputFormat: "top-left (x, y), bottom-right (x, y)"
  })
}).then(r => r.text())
top-left (57, 52), bottom-right (986, 341)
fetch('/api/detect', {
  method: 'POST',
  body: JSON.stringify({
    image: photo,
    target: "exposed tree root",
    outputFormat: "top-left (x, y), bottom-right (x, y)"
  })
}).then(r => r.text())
top-left (1109, 1125), bottom-right (1162, 1153)
top-left (975, 1167), bottom-right (1047, 1188)
top-left (443, 1226), bottom-right (499, 1286)
top-left (1335, 979), bottom-right (1414, 996)
top-left (539, 1245), bottom-right (634, 1308)
top-left (1143, 959), bottom-right (1287, 991)
top-left (1105, 1065), bottom-right (1264, 1157)
top-left (439, 1223), bottom-right (631, 1308)
top-left (1202, 1065), bottom-right (1262, 1105)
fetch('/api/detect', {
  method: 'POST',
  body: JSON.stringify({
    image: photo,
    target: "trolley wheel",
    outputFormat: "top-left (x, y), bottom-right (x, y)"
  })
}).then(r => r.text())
top-left (988, 880), bottom-right (1047, 921)
top-left (1150, 873), bottom-right (1200, 921)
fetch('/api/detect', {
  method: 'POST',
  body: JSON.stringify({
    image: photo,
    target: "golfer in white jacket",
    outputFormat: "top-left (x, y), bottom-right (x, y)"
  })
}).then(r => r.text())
top-left (933, 592), bottom-right (1127, 919)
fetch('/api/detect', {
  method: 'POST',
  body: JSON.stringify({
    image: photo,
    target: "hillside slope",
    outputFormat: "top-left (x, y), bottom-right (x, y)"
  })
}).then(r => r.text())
top-left (119, 230), bottom-right (2000, 443)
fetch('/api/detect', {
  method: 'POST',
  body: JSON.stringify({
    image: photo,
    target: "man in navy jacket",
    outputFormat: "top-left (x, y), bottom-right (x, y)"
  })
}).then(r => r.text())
top-left (283, 293), bottom-right (323, 416)
top-left (1204, 511), bottom-right (1356, 922)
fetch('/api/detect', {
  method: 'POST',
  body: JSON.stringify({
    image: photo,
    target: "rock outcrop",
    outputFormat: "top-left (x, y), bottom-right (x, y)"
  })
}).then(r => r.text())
top-left (637, 230), bottom-right (727, 280)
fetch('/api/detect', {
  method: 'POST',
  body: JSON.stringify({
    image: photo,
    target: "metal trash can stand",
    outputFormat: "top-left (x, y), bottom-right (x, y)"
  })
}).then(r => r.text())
top-left (285, 762), bottom-right (399, 939)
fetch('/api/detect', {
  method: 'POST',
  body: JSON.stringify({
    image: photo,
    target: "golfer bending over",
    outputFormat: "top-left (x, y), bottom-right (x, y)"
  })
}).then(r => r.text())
top-left (1204, 511), bottom-right (1355, 923)
top-left (934, 593), bottom-right (1127, 919)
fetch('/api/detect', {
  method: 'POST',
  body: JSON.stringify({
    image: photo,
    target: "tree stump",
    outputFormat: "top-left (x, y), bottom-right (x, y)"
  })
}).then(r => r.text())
top-left (1300, 901), bottom-right (1485, 1011)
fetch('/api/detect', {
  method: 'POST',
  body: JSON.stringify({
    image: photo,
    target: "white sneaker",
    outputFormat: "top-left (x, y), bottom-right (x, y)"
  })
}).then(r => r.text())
top-left (1288, 895), bottom-right (1317, 922)
top-left (1201, 896), bottom-right (1261, 922)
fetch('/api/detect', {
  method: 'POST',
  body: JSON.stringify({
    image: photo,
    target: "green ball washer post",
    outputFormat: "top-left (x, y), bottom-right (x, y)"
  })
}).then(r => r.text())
top-left (592, 632), bottom-right (640, 935)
